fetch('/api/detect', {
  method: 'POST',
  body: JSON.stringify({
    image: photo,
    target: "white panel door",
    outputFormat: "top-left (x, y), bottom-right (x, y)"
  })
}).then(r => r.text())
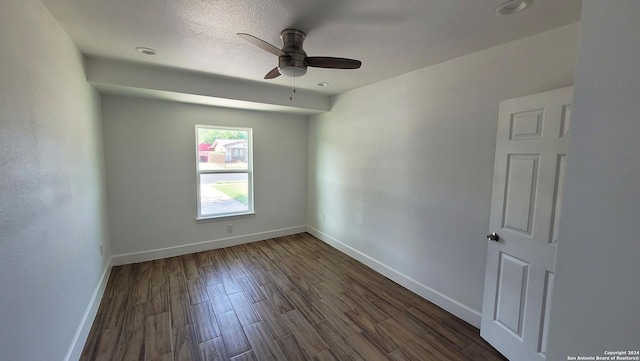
top-left (481, 87), bottom-right (573, 360)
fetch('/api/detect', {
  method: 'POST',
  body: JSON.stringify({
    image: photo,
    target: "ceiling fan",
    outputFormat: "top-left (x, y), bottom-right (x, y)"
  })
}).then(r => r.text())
top-left (237, 29), bottom-right (362, 79)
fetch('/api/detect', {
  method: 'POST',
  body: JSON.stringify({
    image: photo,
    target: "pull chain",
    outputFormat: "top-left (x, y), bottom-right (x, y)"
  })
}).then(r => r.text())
top-left (290, 76), bottom-right (296, 101)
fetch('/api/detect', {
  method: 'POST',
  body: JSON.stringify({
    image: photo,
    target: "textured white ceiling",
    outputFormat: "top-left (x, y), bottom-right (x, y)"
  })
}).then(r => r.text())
top-left (42, 0), bottom-right (582, 95)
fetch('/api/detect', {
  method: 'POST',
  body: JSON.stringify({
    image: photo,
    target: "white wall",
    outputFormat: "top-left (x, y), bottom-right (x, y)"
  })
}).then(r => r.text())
top-left (307, 24), bottom-right (578, 324)
top-left (102, 96), bottom-right (308, 259)
top-left (0, 1), bottom-right (109, 361)
top-left (547, 1), bottom-right (640, 358)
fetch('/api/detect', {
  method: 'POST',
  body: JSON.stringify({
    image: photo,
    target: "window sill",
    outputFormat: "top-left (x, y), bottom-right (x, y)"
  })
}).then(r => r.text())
top-left (196, 211), bottom-right (256, 223)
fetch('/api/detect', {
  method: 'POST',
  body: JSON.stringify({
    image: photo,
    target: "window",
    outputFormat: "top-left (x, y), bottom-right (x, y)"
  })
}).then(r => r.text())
top-left (196, 125), bottom-right (253, 219)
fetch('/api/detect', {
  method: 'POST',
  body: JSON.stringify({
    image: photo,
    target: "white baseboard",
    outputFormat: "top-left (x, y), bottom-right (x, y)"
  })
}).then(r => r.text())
top-left (112, 225), bottom-right (307, 266)
top-left (307, 226), bottom-right (482, 328)
top-left (64, 257), bottom-right (113, 361)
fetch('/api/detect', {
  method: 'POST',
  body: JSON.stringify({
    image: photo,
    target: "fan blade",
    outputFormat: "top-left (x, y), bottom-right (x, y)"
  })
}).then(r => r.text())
top-left (306, 57), bottom-right (362, 69)
top-left (237, 33), bottom-right (287, 57)
top-left (264, 67), bottom-right (281, 79)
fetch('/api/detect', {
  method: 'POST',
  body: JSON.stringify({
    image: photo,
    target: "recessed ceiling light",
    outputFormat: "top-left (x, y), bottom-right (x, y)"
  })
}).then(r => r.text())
top-left (317, 82), bottom-right (329, 87)
top-left (135, 47), bottom-right (158, 55)
top-left (495, 0), bottom-right (532, 15)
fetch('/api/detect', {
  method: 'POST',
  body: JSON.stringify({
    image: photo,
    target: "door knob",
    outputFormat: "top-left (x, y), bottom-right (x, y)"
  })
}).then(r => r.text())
top-left (487, 232), bottom-right (500, 242)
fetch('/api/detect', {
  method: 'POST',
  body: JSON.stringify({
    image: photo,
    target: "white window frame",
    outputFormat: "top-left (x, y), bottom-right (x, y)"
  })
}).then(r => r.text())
top-left (195, 124), bottom-right (254, 220)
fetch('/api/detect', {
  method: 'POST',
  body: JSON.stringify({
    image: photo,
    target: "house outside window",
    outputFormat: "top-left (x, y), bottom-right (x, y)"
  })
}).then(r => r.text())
top-left (195, 125), bottom-right (253, 219)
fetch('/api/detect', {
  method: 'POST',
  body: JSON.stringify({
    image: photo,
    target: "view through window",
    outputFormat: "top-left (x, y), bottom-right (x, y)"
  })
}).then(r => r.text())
top-left (196, 125), bottom-right (253, 219)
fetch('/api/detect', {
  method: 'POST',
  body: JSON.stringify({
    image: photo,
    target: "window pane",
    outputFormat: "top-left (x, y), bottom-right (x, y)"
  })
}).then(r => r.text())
top-left (199, 173), bottom-right (249, 216)
top-left (197, 128), bottom-right (249, 171)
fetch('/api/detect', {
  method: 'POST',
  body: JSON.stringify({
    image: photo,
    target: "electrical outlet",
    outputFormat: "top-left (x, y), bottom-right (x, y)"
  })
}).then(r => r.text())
top-left (99, 244), bottom-right (103, 256)
top-left (227, 224), bottom-right (233, 233)
top-left (322, 214), bottom-right (326, 223)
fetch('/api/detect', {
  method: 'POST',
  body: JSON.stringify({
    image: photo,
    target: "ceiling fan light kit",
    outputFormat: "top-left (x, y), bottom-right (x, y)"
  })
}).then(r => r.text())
top-left (237, 29), bottom-right (362, 80)
top-left (278, 29), bottom-right (308, 77)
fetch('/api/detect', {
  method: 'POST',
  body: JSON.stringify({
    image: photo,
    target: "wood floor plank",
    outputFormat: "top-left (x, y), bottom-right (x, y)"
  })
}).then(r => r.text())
top-left (443, 316), bottom-right (493, 348)
top-left (346, 332), bottom-right (390, 361)
top-left (148, 353), bottom-right (173, 361)
top-left (246, 264), bottom-right (272, 285)
top-left (261, 283), bottom-right (294, 314)
top-left (378, 318), bottom-right (443, 361)
top-left (252, 299), bottom-right (292, 339)
top-left (227, 258), bottom-right (251, 279)
top-left (282, 309), bottom-right (329, 358)
top-left (240, 243), bottom-right (262, 258)
top-left (173, 324), bottom-right (201, 361)
top-left (406, 306), bottom-right (472, 350)
top-left (129, 277), bottom-right (150, 307)
top-left (256, 243), bottom-right (281, 265)
top-left (285, 290), bottom-right (325, 324)
top-left (206, 283), bottom-right (234, 315)
top-left (299, 255), bottom-right (341, 281)
top-left (370, 297), bottom-right (428, 336)
top-left (266, 268), bottom-right (297, 293)
top-left (120, 303), bottom-right (148, 341)
top-left (92, 327), bottom-right (120, 361)
top-left (388, 346), bottom-right (423, 361)
top-left (220, 271), bottom-right (243, 295)
top-left (221, 247), bottom-right (239, 261)
top-left (113, 336), bottom-right (145, 361)
top-left (111, 264), bottom-right (134, 296)
top-left (344, 307), bottom-right (398, 353)
top-left (210, 250), bottom-right (232, 274)
top-left (144, 312), bottom-right (172, 361)
top-left (199, 337), bottom-right (229, 361)
top-left (272, 237), bottom-right (299, 257)
top-left (201, 265), bottom-right (220, 286)
top-left (462, 342), bottom-right (508, 361)
top-left (316, 276), bottom-right (350, 295)
top-left (148, 287), bottom-right (169, 316)
top-left (216, 310), bottom-right (252, 357)
top-left (418, 330), bottom-right (469, 361)
top-left (168, 271), bottom-right (189, 295)
top-left (187, 277), bottom-right (209, 304)
top-left (313, 320), bottom-right (365, 361)
top-left (313, 282), bottom-right (356, 313)
top-left (170, 292), bottom-right (193, 329)
top-left (283, 261), bottom-right (325, 285)
top-left (228, 291), bottom-right (261, 326)
top-left (191, 301), bottom-right (221, 342)
top-left (264, 238), bottom-right (289, 257)
top-left (313, 349), bottom-right (340, 361)
top-left (312, 298), bottom-right (360, 338)
top-left (283, 271), bottom-right (323, 302)
top-left (134, 261), bottom-right (153, 281)
top-left (183, 259), bottom-right (201, 280)
top-left (249, 246), bottom-right (275, 267)
top-left (275, 334), bottom-right (307, 361)
top-left (341, 292), bottom-right (389, 323)
top-left (340, 275), bottom-right (379, 303)
top-left (166, 256), bottom-right (183, 274)
top-left (195, 250), bottom-right (213, 267)
top-left (150, 261), bottom-right (167, 295)
top-left (243, 322), bottom-right (288, 361)
top-left (230, 350), bottom-right (257, 361)
top-left (238, 276), bottom-right (267, 303)
top-left (99, 293), bottom-right (128, 330)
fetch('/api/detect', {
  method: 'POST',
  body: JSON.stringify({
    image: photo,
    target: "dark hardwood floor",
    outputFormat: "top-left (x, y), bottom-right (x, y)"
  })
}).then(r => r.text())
top-left (80, 233), bottom-right (507, 361)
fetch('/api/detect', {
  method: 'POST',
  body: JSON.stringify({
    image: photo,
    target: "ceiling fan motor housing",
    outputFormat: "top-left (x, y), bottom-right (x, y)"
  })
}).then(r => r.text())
top-left (278, 29), bottom-right (307, 77)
